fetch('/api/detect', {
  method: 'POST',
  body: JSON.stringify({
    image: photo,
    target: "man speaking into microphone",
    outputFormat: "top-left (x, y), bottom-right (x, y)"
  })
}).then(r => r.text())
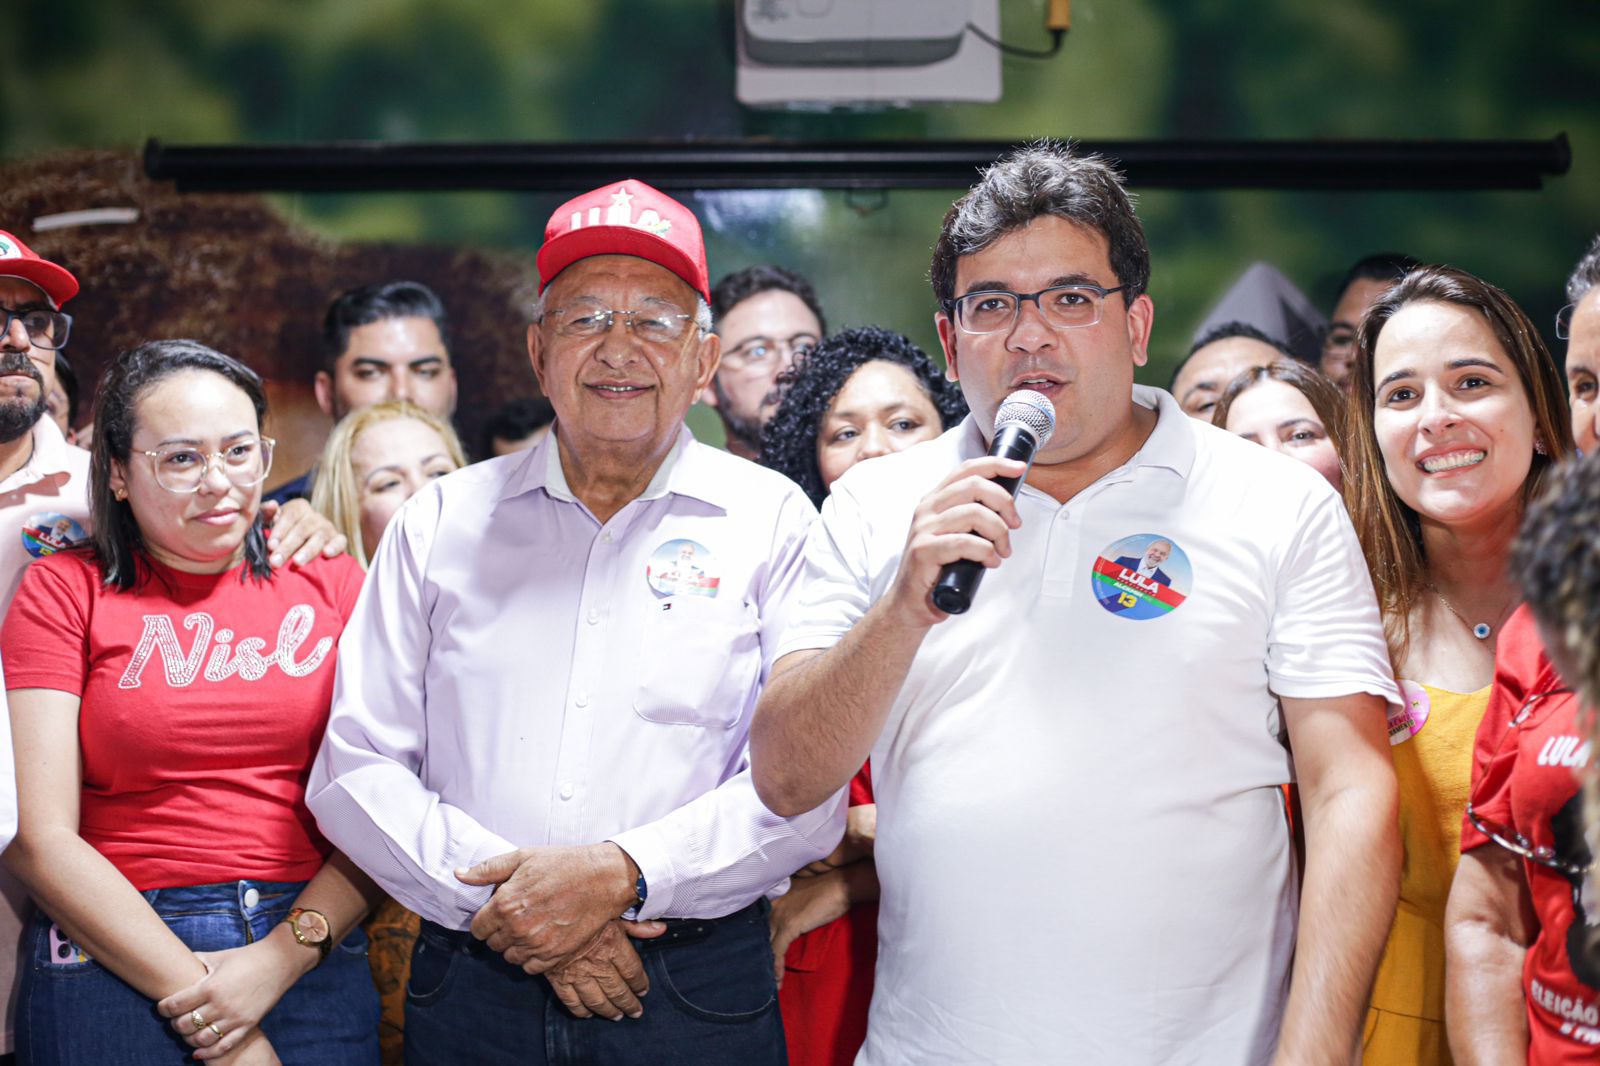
top-left (751, 142), bottom-right (1403, 1065)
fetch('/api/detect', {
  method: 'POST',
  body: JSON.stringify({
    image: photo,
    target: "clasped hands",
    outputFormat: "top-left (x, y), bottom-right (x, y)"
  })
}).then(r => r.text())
top-left (455, 842), bottom-right (665, 1020)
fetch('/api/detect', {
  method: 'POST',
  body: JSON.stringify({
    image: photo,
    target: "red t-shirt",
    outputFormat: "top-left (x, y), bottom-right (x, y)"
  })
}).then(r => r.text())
top-left (1460, 605), bottom-right (1600, 1061)
top-left (2, 549), bottom-right (364, 891)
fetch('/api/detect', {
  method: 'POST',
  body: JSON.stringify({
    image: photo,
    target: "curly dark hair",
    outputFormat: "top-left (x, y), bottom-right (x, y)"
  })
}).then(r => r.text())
top-left (760, 326), bottom-right (968, 507)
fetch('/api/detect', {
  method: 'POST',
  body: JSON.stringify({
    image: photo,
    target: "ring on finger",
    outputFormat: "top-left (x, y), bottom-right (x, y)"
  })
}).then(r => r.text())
top-left (207, 1023), bottom-right (224, 1039)
top-left (189, 1010), bottom-right (207, 1030)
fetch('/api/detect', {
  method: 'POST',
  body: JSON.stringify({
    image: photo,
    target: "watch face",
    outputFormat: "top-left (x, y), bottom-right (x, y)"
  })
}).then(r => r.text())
top-left (295, 910), bottom-right (331, 943)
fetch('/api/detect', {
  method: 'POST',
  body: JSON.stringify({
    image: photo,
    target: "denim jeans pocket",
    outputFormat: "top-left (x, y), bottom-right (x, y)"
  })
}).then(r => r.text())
top-left (405, 926), bottom-right (459, 1005)
top-left (30, 919), bottom-right (101, 977)
top-left (651, 920), bottom-right (777, 1023)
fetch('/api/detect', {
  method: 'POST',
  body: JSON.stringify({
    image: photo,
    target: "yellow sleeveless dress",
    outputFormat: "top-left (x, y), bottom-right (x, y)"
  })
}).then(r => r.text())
top-left (1363, 681), bottom-right (1491, 1066)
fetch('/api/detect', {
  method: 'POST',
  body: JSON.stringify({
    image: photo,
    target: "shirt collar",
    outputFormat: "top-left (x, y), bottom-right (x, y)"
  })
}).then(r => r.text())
top-left (952, 384), bottom-right (1197, 481)
top-left (3, 415), bottom-right (79, 491)
top-left (500, 424), bottom-right (731, 510)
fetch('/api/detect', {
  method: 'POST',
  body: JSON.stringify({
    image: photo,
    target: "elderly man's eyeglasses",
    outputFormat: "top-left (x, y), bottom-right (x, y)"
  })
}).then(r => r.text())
top-left (1, 306), bottom-right (73, 351)
top-left (1465, 688), bottom-right (1592, 877)
top-left (943, 283), bottom-right (1127, 335)
top-left (548, 301), bottom-right (696, 344)
top-left (139, 437), bottom-right (276, 494)
top-left (1557, 304), bottom-right (1576, 341)
top-left (721, 333), bottom-right (820, 368)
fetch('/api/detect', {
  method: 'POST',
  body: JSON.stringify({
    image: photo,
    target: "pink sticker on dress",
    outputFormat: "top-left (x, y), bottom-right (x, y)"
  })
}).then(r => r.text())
top-left (1387, 680), bottom-right (1431, 745)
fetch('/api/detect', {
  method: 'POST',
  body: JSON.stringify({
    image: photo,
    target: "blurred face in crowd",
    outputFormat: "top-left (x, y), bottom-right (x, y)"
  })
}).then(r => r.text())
top-left (937, 215), bottom-right (1154, 467)
top-left (490, 424), bottom-right (552, 457)
top-left (530, 255), bottom-right (719, 465)
top-left (110, 369), bottom-right (267, 574)
top-left (352, 415), bottom-right (461, 559)
top-left (0, 277), bottom-right (57, 442)
top-left (707, 289), bottom-right (822, 449)
top-left (1322, 277), bottom-right (1392, 389)
top-left (1567, 289), bottom-right (1599, 454)
top-left (1173, 336), bottom-right (1280, 420)
top-left (816, 360), bottom-right (945, 491)
top-left (1223, 378), bottom-right (1343, 490)
top-left (1372, 300), bottom-right (1536, 532)
top-left (316, 315), bottom-right (458, 421)
top-left (45, 382), bottom-right (72, 438)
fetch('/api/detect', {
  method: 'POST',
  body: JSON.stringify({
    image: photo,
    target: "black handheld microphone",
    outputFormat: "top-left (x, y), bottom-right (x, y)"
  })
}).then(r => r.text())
top-left (930, 389), bottom-right (1056, 616)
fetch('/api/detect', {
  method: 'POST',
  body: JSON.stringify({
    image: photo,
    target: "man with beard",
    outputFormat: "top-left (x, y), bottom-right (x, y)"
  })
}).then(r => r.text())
top-left (702, 265), bottom-right (826, 460)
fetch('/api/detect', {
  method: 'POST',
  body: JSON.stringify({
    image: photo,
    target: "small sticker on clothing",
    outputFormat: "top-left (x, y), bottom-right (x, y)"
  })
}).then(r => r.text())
top-left (646, 538), bottom-right (719, 599)
top-left (22, 512), bottom-right (87, 559)
top-left (1388, 681), bottom-right (1431, 745)
top-left (1090, 533), bottom-right (1192, 619)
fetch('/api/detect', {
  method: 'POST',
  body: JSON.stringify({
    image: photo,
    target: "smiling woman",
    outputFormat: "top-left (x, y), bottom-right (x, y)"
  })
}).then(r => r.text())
top-left (1341, 265), bottom-right (1574, 1066)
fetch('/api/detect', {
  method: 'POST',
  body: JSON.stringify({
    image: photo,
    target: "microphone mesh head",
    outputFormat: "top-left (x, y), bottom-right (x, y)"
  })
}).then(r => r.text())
top-left (994, 389), bottom-right (1056, 447)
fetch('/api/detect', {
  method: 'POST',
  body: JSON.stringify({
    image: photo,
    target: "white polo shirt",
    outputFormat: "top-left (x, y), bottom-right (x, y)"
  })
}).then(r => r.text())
top-left (778, 385), bottom-right (1399, 1066)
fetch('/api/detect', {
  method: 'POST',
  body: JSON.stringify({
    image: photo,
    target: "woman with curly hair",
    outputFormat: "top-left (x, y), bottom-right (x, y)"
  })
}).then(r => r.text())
top-left (758, 326), bottom-right (965, 1066)
top-left (760, 325), bottom-right (967, 507)
top-left (1446, 450), bottom-right (1600, 1063)
top-left (1342, 265), bottom-right (1575, 1064)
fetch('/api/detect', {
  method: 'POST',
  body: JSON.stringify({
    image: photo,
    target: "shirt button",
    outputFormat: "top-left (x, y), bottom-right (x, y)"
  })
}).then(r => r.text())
top-left (586, 609), bottom-right (600, 625)
top-left (242, 888), bottom-right (260, 908)
top-left (575, 693), bottom-right (590, 708)
top-left (559, 783), bottom-right (575, 800)
top-left (601, 531), bottom-right (613, 543)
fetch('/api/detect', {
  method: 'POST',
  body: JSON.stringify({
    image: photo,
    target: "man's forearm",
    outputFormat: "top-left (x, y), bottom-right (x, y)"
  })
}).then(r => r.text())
top-left (752, 599), bottom-right (929, 817)
top-left (1275, 781), bottom-right (1400, 1064)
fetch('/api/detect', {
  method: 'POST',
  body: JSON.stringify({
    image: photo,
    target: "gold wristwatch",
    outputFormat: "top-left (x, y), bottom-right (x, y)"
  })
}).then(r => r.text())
top-left (282, 907), bottom-right (333, 963)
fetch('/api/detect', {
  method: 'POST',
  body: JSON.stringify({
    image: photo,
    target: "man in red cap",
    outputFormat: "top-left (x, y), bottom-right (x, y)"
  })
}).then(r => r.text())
top-left (310, 179), bottom-right (844, 1065)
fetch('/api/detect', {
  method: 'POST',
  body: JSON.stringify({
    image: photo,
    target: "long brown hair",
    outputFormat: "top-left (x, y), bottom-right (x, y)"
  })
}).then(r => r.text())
top-left (1342, 265), bottom-right (1574, 662)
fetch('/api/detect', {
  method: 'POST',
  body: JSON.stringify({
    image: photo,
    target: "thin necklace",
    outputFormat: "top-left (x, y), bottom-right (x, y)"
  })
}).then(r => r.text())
top-left (1428, 583), bottom-right (1513, 641)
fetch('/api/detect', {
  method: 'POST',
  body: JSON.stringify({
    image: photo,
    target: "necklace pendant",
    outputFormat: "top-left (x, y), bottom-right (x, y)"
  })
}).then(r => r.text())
top-left (1473, 623), bottom-right (1491, 640)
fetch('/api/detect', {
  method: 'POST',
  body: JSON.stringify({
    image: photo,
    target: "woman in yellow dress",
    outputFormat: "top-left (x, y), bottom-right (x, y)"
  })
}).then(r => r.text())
top-left (1342, 264), bottom-right (1574, 1064)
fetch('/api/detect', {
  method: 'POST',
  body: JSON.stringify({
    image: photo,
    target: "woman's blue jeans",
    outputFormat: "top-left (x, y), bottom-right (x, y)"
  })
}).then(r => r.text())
top-left (17, 879), bottom-right (379, 1065)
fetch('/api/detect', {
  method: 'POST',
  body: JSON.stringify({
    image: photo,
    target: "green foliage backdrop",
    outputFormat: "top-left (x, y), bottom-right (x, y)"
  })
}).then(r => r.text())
top-left (3, 0), bottom-right (1596, 442)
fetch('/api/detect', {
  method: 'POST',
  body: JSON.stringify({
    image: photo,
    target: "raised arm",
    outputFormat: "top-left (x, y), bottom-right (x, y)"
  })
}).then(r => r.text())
top-left (751, 455), bottom-right (1024, 816)
top-left (1445, 846), bottom-right (1533, 1062)
top-left (1274, 692), bottom-right (1401, 1065)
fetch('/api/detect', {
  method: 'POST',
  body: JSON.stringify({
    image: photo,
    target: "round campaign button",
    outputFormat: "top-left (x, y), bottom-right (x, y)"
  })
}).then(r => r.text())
top-left (1387, 681), bottom-right (1431, 745)
top-left (1090, 533), bottom-right (1193, 620)
top-left (21, 512), bottom-right (87, 560)
top-left (645, 538), bottom-right (720, 599)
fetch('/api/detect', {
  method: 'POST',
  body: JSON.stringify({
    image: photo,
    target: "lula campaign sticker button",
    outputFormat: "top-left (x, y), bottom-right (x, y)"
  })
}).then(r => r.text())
top-left (1387, 681), bottom-right (1431, 745)
top-left (1090, 533), bottom-right (1193, 620)
top-left (646, 538), bottom-right (720, 599)
top-left (22, 512), bottom-right (88, 559)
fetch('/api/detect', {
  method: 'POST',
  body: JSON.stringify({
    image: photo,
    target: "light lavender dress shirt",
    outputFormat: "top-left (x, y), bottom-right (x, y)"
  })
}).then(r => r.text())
top-left (307, 428), bottom-right (844, 929)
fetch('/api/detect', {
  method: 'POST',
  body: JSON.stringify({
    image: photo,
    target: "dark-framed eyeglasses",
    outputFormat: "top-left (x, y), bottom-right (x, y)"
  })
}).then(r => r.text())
top-left (1557, 303), bottom-right (1576, 341)
top-left (721, 332), bottom-right (820, 368)
top-left (1, 306), bottom-right (72, 351)
top-left (138, 437), bottom-right (276, 494)
top-left (942, 283), bottom-right (1127, 336)
top-left (1465, 687), bottom-right (1591, 877)
top-left (547, 301), bottom-right (696, 344)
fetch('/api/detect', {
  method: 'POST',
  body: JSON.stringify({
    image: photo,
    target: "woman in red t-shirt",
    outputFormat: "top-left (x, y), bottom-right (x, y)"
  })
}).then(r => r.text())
top-left (1, 340), bottom-right (381, 1066)
top-left (1446, 451), bottom-right (1600, 1064)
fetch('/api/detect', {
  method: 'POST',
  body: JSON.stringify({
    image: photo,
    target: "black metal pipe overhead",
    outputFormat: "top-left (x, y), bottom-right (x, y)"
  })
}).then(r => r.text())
top-left (144, 135), bottom-right (1571, 194)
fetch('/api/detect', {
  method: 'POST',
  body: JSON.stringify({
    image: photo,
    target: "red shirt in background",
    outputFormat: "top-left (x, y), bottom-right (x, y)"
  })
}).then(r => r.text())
top-left (2, 549), bottom-right (364, 891)
top-left (780, 764), bottom-right (878, 1066)
top-left (1460, 605), bottom-right (1600, 1062)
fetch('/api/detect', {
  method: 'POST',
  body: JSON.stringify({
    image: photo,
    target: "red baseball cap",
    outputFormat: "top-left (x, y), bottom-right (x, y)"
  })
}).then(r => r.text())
top-left (536, 180), bottom-right (710, 305)
top-left (0, 230), bottom-right (79, 308)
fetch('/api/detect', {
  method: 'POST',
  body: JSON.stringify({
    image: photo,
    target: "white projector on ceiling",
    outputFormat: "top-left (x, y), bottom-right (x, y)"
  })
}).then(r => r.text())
top-left (741, 0), bottom-right (973, 67)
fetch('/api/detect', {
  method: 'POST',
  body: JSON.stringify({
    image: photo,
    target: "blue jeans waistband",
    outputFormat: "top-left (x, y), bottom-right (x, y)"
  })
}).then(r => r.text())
top-left (138, 878), bottom-right (306, 916)
top-left (419, 898), bottom-right (768, 957)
